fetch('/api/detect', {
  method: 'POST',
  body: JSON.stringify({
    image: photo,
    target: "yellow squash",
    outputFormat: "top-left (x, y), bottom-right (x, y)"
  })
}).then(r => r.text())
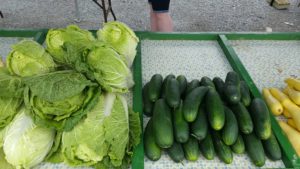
top-left (279, 121), bottom-right (300, 156)
top-left (262, 88), bottom-right (283, 116)
top-left (285, 78), bottom-right (300, 91)
top-left (269, 88), bottom-right (291, 105)
top-left (284, 86), bottom-right (300, 105)
top-left (282, 101), bottom-right (300, 131)
top-left (283, 109), bottom-right (291, 118)
top-left (287, 119), bottom-right (297, 129)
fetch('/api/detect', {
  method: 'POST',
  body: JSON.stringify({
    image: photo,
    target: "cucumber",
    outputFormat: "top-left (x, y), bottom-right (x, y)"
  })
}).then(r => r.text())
top-left (249, 98), bottom-right (271, 140)
top-left (185, 79), bottom-right (200, 96)
top-left (148, 74), bottom-right (163, 102)
top-left (190, 104), bottom-right (207, 141)
top-left (177, 75), bottom-right (187, 96)
top-left (212, 131), bottom-right (233, 164)
top-left (167, 141), bottom-right (185, 163)
top-left (183, 86), bottom-right (208, 122)
top-left (152, 99), bottom-right (173, 148)
top-left (199, 132), bottom-right (215, 160)
top-left (243, 133), bottom-right (266, 167)
top-left (144, 119), bottom-right (161, 161)
top-left (222, 106), bottom-right (238, 145)
top-left (161, 74), bottom-right (175, 98)
top-left (230, 102), bottom-right (253, 134)
top-left (231, 134), bottom-right (245, 154)
top-left (262, 132), bottom-right (282, 161)
top-left (183, 137), bottom-right (200, 161)
top-left (200, 76), bottom-right (215, 88)
top-left (213, 77), bottom-right (226, 100)
top-left (206, 88), bottom-right (225, 130)
top-left (240, 81), bottom-right (251, 107)
top-left (143, 83), bottom-right (153, 116)
top-left (166, 78), bottom-right (180, 108)
top-left (224, 71), bottom-right (241, 104)
top-left (173, 100), bottom-right (189, 143)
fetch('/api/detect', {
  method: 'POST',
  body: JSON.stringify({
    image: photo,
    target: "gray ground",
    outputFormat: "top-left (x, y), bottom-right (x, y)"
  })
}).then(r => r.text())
top-left (0, 0), bottom-right (299, 32)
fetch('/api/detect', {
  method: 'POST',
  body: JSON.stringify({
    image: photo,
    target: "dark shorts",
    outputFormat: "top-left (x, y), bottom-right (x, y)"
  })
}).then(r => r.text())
top-left (148, 0), bottom-right (170, 13)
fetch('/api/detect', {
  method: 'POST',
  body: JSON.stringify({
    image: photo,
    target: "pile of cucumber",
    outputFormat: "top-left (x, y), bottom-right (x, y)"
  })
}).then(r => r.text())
top-left (143, 71), bottom-right (282, 166)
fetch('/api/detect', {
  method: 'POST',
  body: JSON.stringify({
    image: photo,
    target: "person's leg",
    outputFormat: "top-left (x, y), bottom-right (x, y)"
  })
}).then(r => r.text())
top-left (150, 0), bottom-right (173, 32)
top-left (149, 5), bottom-right (158, 31)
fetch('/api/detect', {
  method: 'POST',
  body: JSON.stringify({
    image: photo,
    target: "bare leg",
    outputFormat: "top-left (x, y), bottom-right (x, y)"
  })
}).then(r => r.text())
top-left (154, 12), bottom-right (173, 32)
top-left (149, 5), bottom-right (158, 31)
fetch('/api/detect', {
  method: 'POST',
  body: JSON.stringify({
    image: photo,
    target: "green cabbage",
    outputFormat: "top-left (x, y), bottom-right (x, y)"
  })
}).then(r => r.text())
top-left (97, 21), bottom-right (139, 67)
top-left (85, 42), bottom-right (134, 93)
top-left (0, 97), bottom-right (22, 129)
top-left (55, 93), bottom-right (141, 167)
top-left (24, 70), bottom-right (100, 131)
top-left (0, 149), bottom-right (14, 169)
top-left (6, 40), bottom-right (56, 77)
top-left (46, 25), bottom-right (95, 63)
top-left (0, 67), bottom-right (24, 98)
top-left (3, 111), bottom-right (55, 169)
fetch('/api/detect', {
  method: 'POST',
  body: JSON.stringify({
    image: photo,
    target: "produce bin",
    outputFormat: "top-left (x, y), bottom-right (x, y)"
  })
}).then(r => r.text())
top-left (0, 30), bottom-right (300, 169)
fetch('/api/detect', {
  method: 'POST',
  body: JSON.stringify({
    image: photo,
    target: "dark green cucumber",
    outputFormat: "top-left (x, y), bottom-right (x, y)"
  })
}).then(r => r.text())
top-left (167, 142), bottom-right (185, 163)
top-left (231, 134), bottom-right (245, 154)
top-left (249, 98), bottom-right (271, 140)
top-left (183, 86), bottom-right (208, 122)
top-left (243, 133), bottom-right (266, 167)
top-left (166, 78), bottom-right (180, 108)
top-left (148, 74), bottom-right (163, 102)
top-left (199, 132), bottom-right (215, 160)
top-left (185, 79), bottom-right (200, 96)
top-left (200, 76), bottom-right (215, 88)
top-left (206, 88), bottom-right (225, 130)
top-left (161, 74), bottom-right (175, 98)
top-left (143, 83), bottom-right (153, 116)
top-left (177, 75), bottom-right (187, 96)
top-left (213, 77), bottom-right (226, 100)
top-left (190, 104), bottom-right (207, 141)
top-left (212, 131), bottom-right (233, 164)
top-left (230, 102), bottom-right (253, 134)
top-left (240, 81), bottom-right (251, 107)
top-left (183, 137), bottom-right (200, 161)
top-left (262, 132), bottom-right (282, 161)
top-left (222, 106), bottom-right (238, 145)
top-left (224, 71), bottom-right (241, 104)
top-left (173, 101), bottom-right (189, 143)
top-left (152, 99), bottom-right (173, 148)
top-left (144, 119), bottom-right (161, 161)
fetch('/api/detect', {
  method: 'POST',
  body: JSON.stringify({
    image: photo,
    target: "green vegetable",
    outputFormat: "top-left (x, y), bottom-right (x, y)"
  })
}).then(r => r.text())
top-left (212, 131), bottom-right (233, 164)
top-left (243, 133), bottom-right (266, 167)
top-left (177, 75), bottom-right (187, 96)
top-left (153, 99), bottom-right (173, 148)
top-left (6, 40), bottom-right (56, 77)
top-left (224, 71), bottom-right (241, 104)
top-left (61, 93), bottom-right (141, 167)
top-left (46, 25), bottom-right (95, 63)
top-left (167, 142), bottom-right (184, 163)
top-left (230, 102), bottom-right (253, 134)
top-left (185, 79), bottom-right (200, 96)
top-left (97, 21), bottom-right (139, 67)
top-left (200, 76), bottom-right (215, 88)
top-left (0, 68), bottom-right (24, 98)
top-left (86, 42), bottom-right (134, 93)
top-left (183, 137), bottom-right (199, 161)
top-left (206, 88), bottom-right (225, 130)
top-left (144, 119), bottom-right (161, 161)
top-left (240, 81), bottom-right (251, 107)
top-left (173, 100), bottom-right (189, 143)
top-left (24, 70), bottom-right (100, 131)
top-left (221, 106), bottom-right (238, 145)
top-left (142, 83), bottom-right (153, 116)
top-left (0, 97), bottom-right (22, 129)
top-left (3, 110), bottom-right (55, 169)
top-left (213, 77), bottom-right (226, 100)
top-left (0, 148), bottom-right (14, 169)
top-left (166, 78), bottom-right (180, 108)
top-left (199, 132), bottom-right (215, 160)
top-left (249, 98), bottom-right (271, 140)
top-left (183, 86), bottom-right (208, 122)
top-left (190, 104), bottom-right (208, 141)
top-left (231, 134), bottom-right (245, 154)
top-left (262, 132), bottom-right (282, 161)
top-left (161, 74), bottom-right (175, 98)
top-left (148, 74), bottom-right (163, 102)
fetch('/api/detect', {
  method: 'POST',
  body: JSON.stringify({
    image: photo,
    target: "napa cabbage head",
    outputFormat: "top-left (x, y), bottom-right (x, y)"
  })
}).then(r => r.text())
top-left (6, 40), bottom-right (56, 77)
top-left (97, 21), bottom-right (139, 67)
top-left (46, 25), bottom-right (95, 63)
top-left (0, 97), bottom-right (22, 129)
top-left (24, 70), bottom-right (100, 131)
top-left (59, 93), bottom-right (141, 167)
top-left (85, 42), bottom-right (134, 93)
top-left (3, 110), bottom-right (55, 169)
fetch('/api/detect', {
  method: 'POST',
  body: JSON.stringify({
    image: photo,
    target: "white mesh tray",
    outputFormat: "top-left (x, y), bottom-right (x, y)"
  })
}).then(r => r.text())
top-left (141, 40), bottom-right (285, 169)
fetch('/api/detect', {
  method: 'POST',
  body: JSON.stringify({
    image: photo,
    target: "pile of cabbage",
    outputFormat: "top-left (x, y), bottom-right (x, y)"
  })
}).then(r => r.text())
top-left (0, 21), bottom-right (141, 169)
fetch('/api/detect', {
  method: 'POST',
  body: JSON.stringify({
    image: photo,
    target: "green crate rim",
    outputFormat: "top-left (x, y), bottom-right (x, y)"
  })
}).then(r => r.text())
top-left (1, 30), bottom-right (300, 168)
